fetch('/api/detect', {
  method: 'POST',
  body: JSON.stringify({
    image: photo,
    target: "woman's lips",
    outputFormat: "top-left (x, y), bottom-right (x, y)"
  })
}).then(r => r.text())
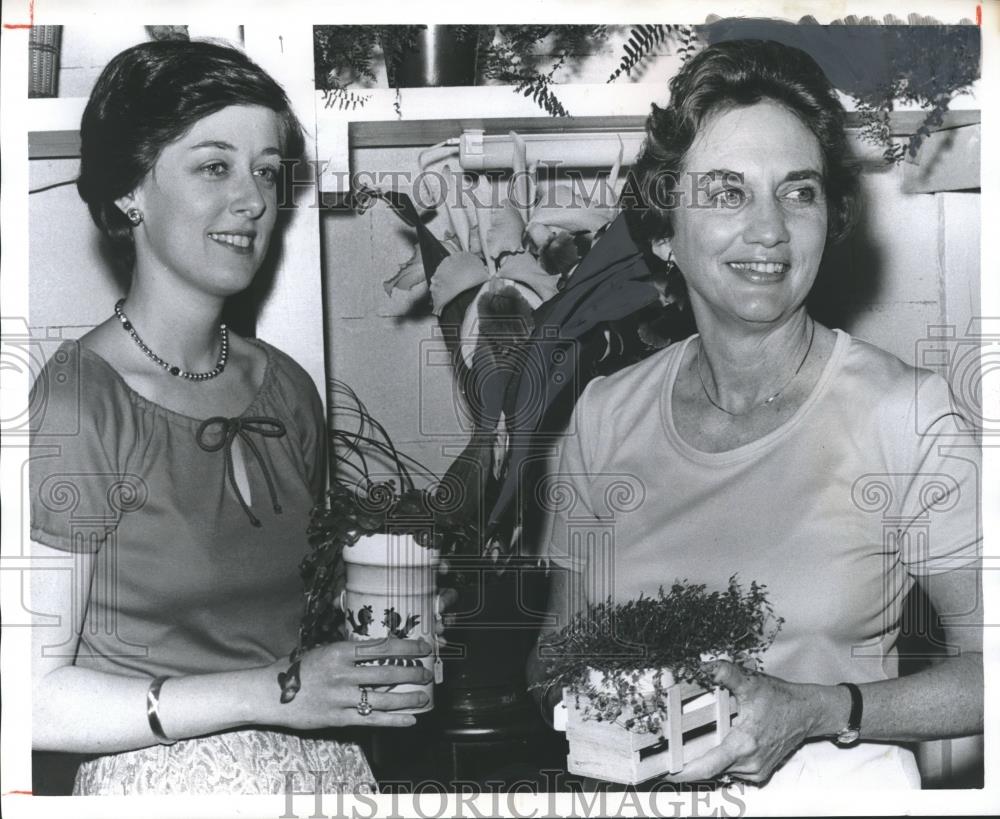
top-left (727, 261), bottom-right (789, 283)
top-left (208, 232), bottom-right (255, 255)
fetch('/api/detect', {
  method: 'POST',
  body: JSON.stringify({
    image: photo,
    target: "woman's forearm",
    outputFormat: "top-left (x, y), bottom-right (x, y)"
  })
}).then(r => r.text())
top-left (807, 652), bottom-right (983, 742)
top-left (33, 662), bottom-right (276, 753)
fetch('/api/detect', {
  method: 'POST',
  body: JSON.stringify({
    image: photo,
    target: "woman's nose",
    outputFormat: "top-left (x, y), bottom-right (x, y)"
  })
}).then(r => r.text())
top-left (743, 197), bottom-right (790, 247)
top-left (230, 172), bottom-right (267, 219)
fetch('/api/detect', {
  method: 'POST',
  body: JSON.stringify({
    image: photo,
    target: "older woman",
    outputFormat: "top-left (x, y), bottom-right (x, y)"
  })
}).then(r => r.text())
top-left (533, 39), bottom-right (982, 788)
top-left (29, 39), bottom-right (431, 794)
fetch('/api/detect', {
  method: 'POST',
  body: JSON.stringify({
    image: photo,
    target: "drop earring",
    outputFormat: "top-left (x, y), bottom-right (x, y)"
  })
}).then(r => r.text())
top-left (126, 208), bottom-right (144, 226)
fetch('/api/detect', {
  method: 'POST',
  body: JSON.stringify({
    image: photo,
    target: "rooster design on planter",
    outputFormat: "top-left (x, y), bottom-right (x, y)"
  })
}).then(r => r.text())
top-left (346, 604), bottom-right (374, 636)
top-left (383, 608), bottom-right (422, 639)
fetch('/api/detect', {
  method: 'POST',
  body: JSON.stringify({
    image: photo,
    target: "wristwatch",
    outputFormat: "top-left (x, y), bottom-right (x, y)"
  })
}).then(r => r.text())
top-left (835, 682), bottom-right (863, 746)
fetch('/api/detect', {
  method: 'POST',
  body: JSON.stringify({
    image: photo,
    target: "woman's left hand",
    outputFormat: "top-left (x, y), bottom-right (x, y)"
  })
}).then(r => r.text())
top-left (434, 586), bottom-right (459, 639)
top-left (663, 660), bottom-right (826, 785)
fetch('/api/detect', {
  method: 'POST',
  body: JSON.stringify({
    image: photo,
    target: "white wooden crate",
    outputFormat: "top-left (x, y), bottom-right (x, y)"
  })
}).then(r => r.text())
top-left (564, 677), bottom-right (738, 785)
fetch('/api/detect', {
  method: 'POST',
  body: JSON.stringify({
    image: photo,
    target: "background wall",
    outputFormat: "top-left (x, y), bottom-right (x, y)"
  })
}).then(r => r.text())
top-left (320, 138), bottom-right (981, 480)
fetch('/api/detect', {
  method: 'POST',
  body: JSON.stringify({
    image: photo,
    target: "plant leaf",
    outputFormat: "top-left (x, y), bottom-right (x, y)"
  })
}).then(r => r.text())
top-left (429, 252), bottom-right (489, 316)
top-left (495, 252), bottom-right (560, 303)
top-left (444, 230), bottom-right (480, 257)
top-left (486, 200), bottom-right (527, 258)
top-left (527, 182), bottom-right (617, 234)
top-left (383, 246), bottom-right (428, 295)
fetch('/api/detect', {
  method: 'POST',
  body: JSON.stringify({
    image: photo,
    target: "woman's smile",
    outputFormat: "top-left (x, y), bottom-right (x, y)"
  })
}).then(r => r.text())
top-left (208, 230), bottom-right (257, 253)
top-left (726, 261), bottom-right (791, 282)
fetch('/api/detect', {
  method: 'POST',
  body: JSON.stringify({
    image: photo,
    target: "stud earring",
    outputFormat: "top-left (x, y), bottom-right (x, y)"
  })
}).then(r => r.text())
top-left (126, 208), bottom-right (143, 226)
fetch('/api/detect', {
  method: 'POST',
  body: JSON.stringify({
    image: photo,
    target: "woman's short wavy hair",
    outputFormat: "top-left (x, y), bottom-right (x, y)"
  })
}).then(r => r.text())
top-left (77, 39), bottom-right (305, 272)
top-left (629, 39), bottom-right (859, 246)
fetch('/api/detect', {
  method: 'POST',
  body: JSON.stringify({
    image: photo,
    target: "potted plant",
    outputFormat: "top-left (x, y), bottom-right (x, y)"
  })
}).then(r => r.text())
top-left (534, 577), bottom-right (783, 784)
top-left (699, 18), bottom-right (981, 163)
top-left (314, 24), bottom-right (698, 116)
top-left (361, 136), bottom-right (690, 563)
top-left (345, 139), bottom-right (694, 728)
top-left (277, 379), bottom-right (475, 704)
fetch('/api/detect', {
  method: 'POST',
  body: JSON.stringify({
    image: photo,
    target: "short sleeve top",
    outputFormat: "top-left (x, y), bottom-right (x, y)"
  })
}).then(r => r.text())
top-left (542, 331), bottom-right (982, 686)
top-left (29, 339), bottom-right (326, 678)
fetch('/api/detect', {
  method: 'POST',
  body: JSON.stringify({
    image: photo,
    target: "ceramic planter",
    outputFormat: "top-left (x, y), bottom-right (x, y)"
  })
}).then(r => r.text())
top-left (340, 533), bottom-right (441, 714)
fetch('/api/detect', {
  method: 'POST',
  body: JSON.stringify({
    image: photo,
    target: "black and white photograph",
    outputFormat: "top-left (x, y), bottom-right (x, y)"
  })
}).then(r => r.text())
top-left (1, 0), bottom-right (996, 816)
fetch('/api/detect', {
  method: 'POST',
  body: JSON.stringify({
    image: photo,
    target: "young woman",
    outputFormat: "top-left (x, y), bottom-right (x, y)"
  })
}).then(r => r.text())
top-left (30, 39), bottom-right (430, 795)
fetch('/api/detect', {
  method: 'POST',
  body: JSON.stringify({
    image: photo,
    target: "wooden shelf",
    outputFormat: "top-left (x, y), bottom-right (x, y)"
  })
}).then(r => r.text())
top-left (346, 109), bottom-right (983, 149)
top-left (28, 92), bottom-right (982, 164)
top-left (348, 116), bottom-right (649, 149)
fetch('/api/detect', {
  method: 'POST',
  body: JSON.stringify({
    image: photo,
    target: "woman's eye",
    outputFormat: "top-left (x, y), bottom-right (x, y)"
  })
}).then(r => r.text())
top-left (254, 166), bottom-right (279, 184)
top-left (783, 186), bottom-right (818, 204)
top-left (201, 162), bottom-right (228, 177)
top-left (714, 188), bottom-right (746, 208)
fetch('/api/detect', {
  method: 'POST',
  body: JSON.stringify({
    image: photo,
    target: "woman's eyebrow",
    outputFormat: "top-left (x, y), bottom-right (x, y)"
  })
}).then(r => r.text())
top-left (190, 140), bottom-right (237, 151)
top-left (697, 168), bottom-right (744, 183)
top-left (189, 141), bottom-right (281, 156)
top-left (784, 170), bottom-right (823, 183)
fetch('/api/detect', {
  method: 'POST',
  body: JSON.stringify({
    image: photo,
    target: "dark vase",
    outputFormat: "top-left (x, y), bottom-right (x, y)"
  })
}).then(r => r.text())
top-left (388, 25), bottom-right (479, 88)
top-left (366, 555), bottom-right (567, 787)
top-left (436, 556), bottom-right (551, 728)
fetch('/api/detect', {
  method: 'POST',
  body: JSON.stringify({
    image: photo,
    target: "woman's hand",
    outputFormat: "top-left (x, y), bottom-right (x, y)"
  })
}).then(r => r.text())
top-left (663, 660), bottom-right (834, 785)
top-left (434, 586), bottom-right (459, 639)
top-left (265, 638), bottom-right (433, 730)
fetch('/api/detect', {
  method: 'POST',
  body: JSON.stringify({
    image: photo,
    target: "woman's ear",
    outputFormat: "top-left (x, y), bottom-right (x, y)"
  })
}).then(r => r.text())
top-left (650, 237), bottom-right (673, 263)
top-left (113, 194), bottom-right (137, 217)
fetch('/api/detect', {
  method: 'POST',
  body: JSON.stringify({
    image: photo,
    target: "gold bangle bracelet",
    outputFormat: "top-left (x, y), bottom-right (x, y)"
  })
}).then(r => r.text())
top-left (146, 675), bottom-right (177, 746)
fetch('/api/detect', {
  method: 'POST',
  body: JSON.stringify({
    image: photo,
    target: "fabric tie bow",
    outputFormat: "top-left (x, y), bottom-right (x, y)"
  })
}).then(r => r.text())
top-left (195, 416), bottom-right (287, 527)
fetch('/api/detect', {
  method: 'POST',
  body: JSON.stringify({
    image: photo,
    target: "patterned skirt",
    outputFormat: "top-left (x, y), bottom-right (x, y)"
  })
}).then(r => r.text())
top-left (72, 728), bottom-right (376, 795)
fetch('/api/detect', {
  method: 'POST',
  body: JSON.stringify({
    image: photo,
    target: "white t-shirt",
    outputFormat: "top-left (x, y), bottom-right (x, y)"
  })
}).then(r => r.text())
top-left (544, 330), bottom-right (981, 788)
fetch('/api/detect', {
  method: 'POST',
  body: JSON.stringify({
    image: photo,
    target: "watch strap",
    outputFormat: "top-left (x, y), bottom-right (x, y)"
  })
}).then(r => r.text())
top-left (836, 682), bottom-right (863, 743)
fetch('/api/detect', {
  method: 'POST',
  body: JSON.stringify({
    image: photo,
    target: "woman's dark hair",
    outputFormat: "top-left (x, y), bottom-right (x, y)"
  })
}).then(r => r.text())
top-left (77, 39), bottom-right (305, 272)
top-left (630, 39), bottom-right (859, 246)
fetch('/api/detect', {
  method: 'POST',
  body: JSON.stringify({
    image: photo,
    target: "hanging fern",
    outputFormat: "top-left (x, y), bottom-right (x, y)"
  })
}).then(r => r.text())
top-left (321, 87), bottom-right (373, 112)
top-left (515, 72), bottom-right (570, 117)
top-left (849, 26), bottom-right (979, 164)
top-left (607, 24), bottom-right (698, 83)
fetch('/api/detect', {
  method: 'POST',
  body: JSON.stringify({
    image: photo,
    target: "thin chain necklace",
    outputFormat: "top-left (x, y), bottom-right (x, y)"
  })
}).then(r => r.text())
top-left (114, 298), bottom-right (229, 381)
top-left (696, 318), bottom-right (816, 417)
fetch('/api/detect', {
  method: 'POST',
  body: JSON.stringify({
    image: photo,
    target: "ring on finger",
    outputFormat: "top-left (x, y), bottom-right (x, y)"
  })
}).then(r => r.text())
top-left (718, 774), bottom-right (734, 786)
top-left (356, 686), bottom-right (373, 717)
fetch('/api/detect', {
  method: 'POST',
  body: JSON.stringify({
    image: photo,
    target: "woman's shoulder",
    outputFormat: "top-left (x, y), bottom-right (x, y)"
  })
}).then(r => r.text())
top-left (583, 338), bottom-right (689, 407)
top-left (31, 337), bottom-right (128, 422)
top-left (29, 340), bottom-right (142, 467)
top-left (839, 333), bottom-right (933, 398)
top-left (248, 338), bottom-right (313, 381)
top-left (836, 332), bottom-right (965, 428)
top-left (246, 338), bottom-right (323, 411)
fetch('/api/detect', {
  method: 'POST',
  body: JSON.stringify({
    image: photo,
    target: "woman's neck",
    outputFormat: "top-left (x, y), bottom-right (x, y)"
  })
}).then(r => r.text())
top-left (120, 281), bottom-right (227, 374)
top-left (694, 313), bottom-right (814, 414)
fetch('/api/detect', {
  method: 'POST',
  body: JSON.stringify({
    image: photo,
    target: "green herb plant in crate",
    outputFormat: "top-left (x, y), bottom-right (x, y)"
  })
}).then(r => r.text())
top-left (534, 577), bottom-right (783, 784)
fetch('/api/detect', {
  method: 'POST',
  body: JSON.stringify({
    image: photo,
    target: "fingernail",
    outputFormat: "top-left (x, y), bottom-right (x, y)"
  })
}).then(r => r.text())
top-left (418, 694), bottom-right (430, 706)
